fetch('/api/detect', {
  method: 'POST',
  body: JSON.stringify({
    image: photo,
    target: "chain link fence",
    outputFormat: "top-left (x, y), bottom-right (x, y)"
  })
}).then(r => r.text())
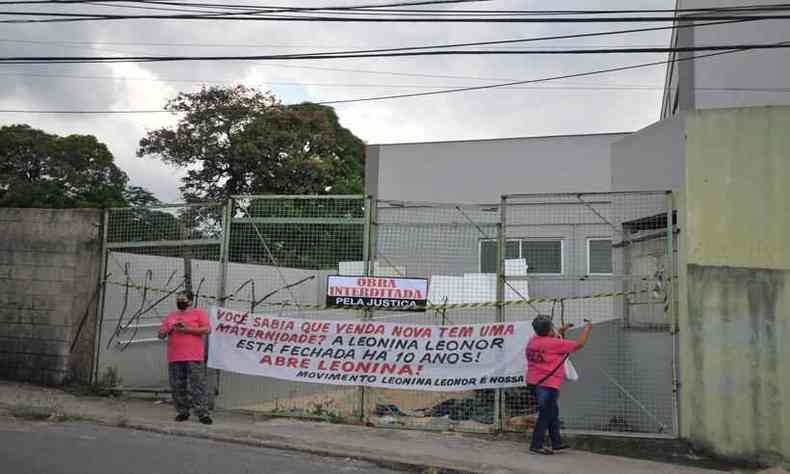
top-left (215, 195), bottom-right (366, 420)
top-left (501, 192), bottom-right (676, 436)
top-left (95, 202), bottom-right (224, 389)
top-left (363, 202), bottom-right (502, 432)
top-left (94, 192), bottom-right (677, 437)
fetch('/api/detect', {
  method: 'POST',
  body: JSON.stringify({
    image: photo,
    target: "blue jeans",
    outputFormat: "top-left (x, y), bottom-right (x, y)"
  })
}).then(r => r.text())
top-left (531, 386), bottom-right (562, 450)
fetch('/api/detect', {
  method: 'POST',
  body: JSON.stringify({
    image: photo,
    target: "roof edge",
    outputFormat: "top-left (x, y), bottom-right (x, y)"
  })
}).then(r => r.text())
top-left (370, 131), bottom-right (633, 147)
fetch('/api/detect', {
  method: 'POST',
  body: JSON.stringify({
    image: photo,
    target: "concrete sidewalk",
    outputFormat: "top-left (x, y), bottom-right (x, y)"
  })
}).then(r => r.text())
top-left (0, 381), bottom-right (727, 474)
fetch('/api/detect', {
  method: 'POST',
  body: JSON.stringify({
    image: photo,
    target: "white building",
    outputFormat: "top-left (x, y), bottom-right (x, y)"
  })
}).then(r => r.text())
top-left (662, 0), bottom-right (790, 118)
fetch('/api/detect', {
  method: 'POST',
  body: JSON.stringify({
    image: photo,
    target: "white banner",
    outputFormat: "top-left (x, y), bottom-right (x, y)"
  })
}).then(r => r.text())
top-left (208, 306), bottom-right (534, 392)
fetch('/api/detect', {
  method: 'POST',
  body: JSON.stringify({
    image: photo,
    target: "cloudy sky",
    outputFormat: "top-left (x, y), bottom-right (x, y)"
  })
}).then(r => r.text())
top-left (0, 0), bottom-right (676, 201)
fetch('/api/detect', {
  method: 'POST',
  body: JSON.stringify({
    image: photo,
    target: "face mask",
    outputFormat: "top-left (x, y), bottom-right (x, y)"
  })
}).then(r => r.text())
top-left (176, 301), bottom-right (190, 310)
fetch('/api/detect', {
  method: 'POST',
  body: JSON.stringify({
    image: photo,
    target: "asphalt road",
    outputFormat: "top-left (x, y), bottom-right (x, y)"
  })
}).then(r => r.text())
top-left (0, 419), bottom-right (402, 474)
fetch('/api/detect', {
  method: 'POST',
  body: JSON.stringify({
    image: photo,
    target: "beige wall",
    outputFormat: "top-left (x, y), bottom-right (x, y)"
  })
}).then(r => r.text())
top-left (678, 106), bottom-right (790, 467)
top-left (0, 208), bottom-right (102, 385)
top-left (685, 107), bottom-right (790, 270)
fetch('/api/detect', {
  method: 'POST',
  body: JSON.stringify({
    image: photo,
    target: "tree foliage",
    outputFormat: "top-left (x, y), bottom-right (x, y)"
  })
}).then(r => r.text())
top-left (229, 197), bottom-right (365, 269)
top-left (137, 86), bottom-right (365, 201)
top-left (0, 124), bottom-right (152, 209)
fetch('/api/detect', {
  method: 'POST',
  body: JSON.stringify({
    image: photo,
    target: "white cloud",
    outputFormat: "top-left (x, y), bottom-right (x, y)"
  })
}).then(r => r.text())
top-left (0, 0), bottom-right (675, 201)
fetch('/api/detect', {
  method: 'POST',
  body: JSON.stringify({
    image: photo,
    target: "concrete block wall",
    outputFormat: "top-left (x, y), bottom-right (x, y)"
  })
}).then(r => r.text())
top-left (678, 106), bottom-right (790, 467)
top-left (0, 208), bottom-right (102, 385)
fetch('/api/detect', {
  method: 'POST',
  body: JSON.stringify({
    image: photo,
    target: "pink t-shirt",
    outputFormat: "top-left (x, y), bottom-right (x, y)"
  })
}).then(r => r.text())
top-left (525, 336), bottom-right (578, 389)
top-left (160, 308), bottom-right (210, 363)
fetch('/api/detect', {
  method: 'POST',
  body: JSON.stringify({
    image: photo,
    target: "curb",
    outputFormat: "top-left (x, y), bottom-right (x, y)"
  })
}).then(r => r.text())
top-left (0, 403), bottom-right (490, 474)
top-left (120, 421), bottom-right (478, 473)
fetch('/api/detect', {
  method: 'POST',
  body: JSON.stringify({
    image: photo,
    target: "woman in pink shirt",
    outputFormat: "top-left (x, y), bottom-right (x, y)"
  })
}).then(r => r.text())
top-left (525, 316), bottom-right (592, 454)
top-left (158, 290), bottom-right (212, 424)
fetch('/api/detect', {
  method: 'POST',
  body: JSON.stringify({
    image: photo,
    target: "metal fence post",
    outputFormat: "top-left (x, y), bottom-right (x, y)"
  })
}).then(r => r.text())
top-left (666, 191), bottom-right (680, 437)
top-left (494, 195), bottom-right (507, 432)
top-left (92, 208), bottom-right (110, 386)
top-left (665, 191), bottom-right (676, 332)
top-left (212, 198), bottom-right (233, 400)
top-left (217, 198), bottom-right (233, 305)
top-left (359, 195), bottom-right (376, 422)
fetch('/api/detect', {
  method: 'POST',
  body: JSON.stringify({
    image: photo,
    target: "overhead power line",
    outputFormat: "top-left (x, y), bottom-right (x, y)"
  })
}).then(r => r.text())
top-left (0, 0), bottom-right (493, 10)
top-left (3, 43), bottom-right (790, 64)
top-left (4, 69), bottom-right (790, 94)
top-left (317, 40), bottom-right (790, 105)
top-left (1, 40), bottom-right (788, 112)
top-left (0, 0), bottom-right (500, 21)
top-left (0, 37), bottom-right (695, 49)
top-left (0, 18), bottom-right (767, 84)
top-left (4, 11), bottom-right (790, 24)
top-left (11, 1), bottom-right (790, 19)
top-left (0, 18), bottom-right (754, 53)
top-left (3, 0), bottom-right (790, 15)
top-left (66, 0), bottom-right (498, 17)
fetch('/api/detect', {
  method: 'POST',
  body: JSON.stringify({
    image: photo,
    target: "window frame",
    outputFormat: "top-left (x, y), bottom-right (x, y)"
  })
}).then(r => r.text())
top-left (478, 238), bottom-right (520, 273)
top-left (520, 238), bottom-right (564, 276)
top-left (586, 237), bottom-right (613, 276)
top-left (479, 238), bottom-right (565, 275)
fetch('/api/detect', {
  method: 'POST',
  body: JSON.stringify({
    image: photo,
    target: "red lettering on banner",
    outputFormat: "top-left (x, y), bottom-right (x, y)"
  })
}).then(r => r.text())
top-left (335, 323), bottom-right (385, 335)
top-left (439, 326), bottom-right (474, 338)
top-left (328, 287), bottom-right (424, 299)
top-left (480, 324), bottom-right (515, 337)
top-left (391, 326), bottom-right (432, 338)
top-left (398, 365), bottom-right (414, 376)
top-left (259, 355), bottom-right (310, 369)
top-left (253, 317), bottom-right (295, 331)
top-left (357, 278), bottom-right (397, 288)
top-left (216, 323), bottom-right (240, 335)
top-left (217, 310), bottom-right (249, 325)
top-left (316, 360), bottom-right (417, 375)
top-left (301, 321), bottom-right (330, 333)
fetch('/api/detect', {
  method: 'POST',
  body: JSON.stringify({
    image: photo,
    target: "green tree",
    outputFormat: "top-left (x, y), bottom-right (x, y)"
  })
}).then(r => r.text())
top-left (0, 124), bottom-right (148, 209)
top-left (123, 186), bottom-right (161, 207)
top-left (228, 197), bottom-right (365, 269)
top-left (137, 86), bottom-right (365, 202)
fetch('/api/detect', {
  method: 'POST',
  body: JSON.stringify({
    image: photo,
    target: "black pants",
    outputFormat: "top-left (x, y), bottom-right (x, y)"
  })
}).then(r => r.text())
top-left (168, 361), bottom-right (209, 417)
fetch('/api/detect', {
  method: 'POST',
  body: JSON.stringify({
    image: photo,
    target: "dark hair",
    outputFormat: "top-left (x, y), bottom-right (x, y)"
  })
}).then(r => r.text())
top-left (177, 290), bottom-right (194, 302)
top-left (532, 316), bottom-right (553, 337)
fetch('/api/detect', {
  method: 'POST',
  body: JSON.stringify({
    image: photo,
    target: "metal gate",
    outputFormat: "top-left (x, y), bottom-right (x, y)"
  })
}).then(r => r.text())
top-left (212, 195), bottom-right (368, 418)
top-left (364, 192), bottom-right (677, 436)
top-left (94, 202), bottom-right (224, 390)
top-left (94, 192), bottom-right (677, 437)
top-left (500, 192), bottom-right (677, 436)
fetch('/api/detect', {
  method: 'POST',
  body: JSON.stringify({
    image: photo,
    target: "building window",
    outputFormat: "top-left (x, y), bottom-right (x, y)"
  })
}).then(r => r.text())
top-left (587, 238), bottom-right (613, 275)
top-left (479, 240), bottom-right (519, 273)
top-left (480, 239), bottom-right (563, 274)
top-left (522, 240), bottom-right (563, 274)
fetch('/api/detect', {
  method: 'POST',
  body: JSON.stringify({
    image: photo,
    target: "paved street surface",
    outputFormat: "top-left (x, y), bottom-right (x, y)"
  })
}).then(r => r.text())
top-left (0, 381), bottom-right (728, 474)
top-left (0, 419), bottom-right (400, 474)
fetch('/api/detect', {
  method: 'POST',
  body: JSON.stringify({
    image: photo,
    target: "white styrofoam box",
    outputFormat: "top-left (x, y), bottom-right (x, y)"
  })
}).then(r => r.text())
top-left (427, 275), bottom-right (465, 305)
top-left (463, 273), bottom-right (497, 303)
top-left (505, 258), bottom-right (528, 275)
top-left (425, 260), bottom-right (530, 306)
top-left (504, 259), bottom-right (529, 301)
